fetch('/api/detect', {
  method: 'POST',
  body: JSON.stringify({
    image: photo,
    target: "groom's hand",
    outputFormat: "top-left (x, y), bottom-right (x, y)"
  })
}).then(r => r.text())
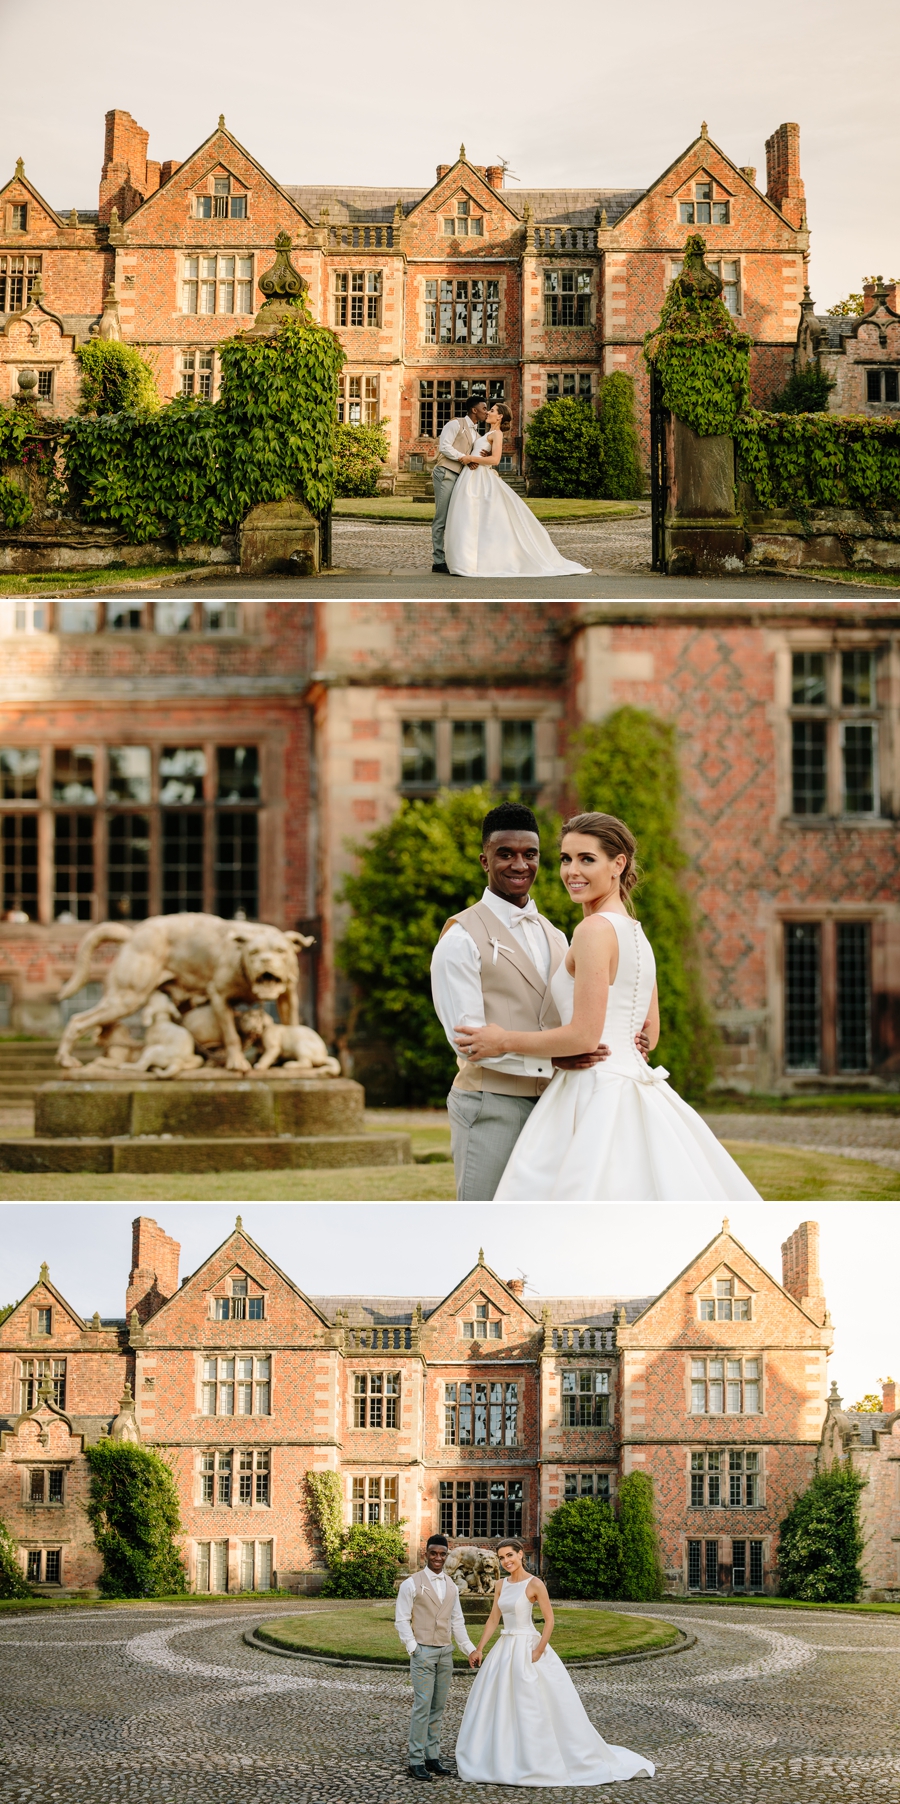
top-left (552, 1043), bottom-right (611, 1070)
top-left (468, 1650), bottom-right (482, 1668)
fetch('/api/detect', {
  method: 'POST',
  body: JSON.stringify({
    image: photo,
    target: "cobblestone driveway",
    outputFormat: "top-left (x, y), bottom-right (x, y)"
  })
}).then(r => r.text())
top-left (331, 513), bottom-right (652, 574)
top-left (2, 1599), bottom-right (899, 1802)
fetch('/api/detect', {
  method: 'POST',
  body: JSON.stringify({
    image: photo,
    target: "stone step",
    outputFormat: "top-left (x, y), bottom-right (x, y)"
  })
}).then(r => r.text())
top-left (0, 1133), bottom-right (412, 1173)
top-left (0, 1085), bottom-right (42, 1105)
top-left (34, 1078), bottom-right (366, 1140)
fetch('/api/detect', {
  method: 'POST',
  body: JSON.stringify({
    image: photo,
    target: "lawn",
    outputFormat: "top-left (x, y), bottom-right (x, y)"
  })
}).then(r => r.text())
top-left (0, 564), bottom-right (214, 596)
top-left (255, 1602), bottom-right (679, 1665)
top-left (332, 497), bottom-right (644, 525)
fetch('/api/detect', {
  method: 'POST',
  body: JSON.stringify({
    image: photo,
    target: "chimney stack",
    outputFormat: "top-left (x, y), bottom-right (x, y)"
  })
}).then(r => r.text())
top-left (781, 1221), bottom-right (826, 1325)
top-left (883, 1377), bottom-right (897, 1414)
top-left (99, 108), bottom-right (153, 224)
top-left (485, 165), bottom-right (504, 191)
top-left (505, 1278), bottom-right (525, 1297)
top-left (765, 122), bottom-right (805, 228)
top-left (127, 1215), bottom-right (181, 1323)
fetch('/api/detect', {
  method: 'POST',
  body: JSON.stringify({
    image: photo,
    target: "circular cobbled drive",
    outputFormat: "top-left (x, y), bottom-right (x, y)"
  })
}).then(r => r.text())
top-left (1, 1599), bottom-right (899, 1802)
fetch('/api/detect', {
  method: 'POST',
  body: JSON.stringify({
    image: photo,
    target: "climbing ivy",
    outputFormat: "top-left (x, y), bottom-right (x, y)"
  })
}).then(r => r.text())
top-left (76, 339), bottom-right (160, 414)
top-left (0, 1513), bottom-right (31, 1599)
top-left (735, 412), bottom-right (900, 516)
top-left (0, 405), bottom-right (62, 528)
top-left (644, 233), bottom-right (751, 436)
top-left (306, 1470), bottom-right (345, 1568)
top-left (84, 1441), bottom-right (187, 1598)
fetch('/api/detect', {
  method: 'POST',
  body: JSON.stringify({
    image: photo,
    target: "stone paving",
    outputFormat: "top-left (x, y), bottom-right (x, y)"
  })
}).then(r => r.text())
top-left (703, 1112), bottom-right (900, 1173)
top-left (330, 513), bottom-right (652, 574)
top-left (1, 1599), bottom-right (899, 1802)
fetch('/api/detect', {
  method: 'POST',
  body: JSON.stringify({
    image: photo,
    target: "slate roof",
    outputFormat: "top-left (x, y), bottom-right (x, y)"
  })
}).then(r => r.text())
top-left (311, 1293), bottom-right (656, 1326)
top-left (282, 185), bottom-right (645, 227)
top-left (0, 1413), bottom-right (112, 1444)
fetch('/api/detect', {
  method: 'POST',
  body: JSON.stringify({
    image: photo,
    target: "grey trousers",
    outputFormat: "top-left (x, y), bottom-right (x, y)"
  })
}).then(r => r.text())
top-left (432, 465), bottom-right (459, 564)
top-left (447, 1088), bottom-right (538, 1201)
top-left (409, 1642), bottom-right (454, 1762)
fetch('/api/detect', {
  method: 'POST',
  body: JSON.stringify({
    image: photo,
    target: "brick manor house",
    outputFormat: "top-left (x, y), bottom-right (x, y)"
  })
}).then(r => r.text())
top-left (0, 107), bottom-right (811, 464)
top-left (5, 1213), bottom-right (896, 1601)
top-left (2, 599), bottom-right (899, 1093)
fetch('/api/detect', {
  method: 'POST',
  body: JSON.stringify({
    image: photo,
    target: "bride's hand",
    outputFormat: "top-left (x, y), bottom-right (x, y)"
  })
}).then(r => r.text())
top-left (531, 1643), bottom-right (547, 1663)
top-left (454, 1022), bottom-right (508, 1059)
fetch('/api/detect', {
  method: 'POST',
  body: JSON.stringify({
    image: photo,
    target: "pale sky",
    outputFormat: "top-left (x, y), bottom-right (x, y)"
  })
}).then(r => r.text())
top-left (1, 1202), bottom-right (895, 1410)
top-left (1, 0), bottom-right (896, 311)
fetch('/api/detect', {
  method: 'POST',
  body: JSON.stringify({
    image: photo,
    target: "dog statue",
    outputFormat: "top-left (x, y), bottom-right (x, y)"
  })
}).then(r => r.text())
top-left (237, 1006), bottom-right (342, 1076)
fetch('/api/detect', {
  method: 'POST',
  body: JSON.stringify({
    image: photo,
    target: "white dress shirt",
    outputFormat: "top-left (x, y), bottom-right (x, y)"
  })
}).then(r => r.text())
top-left (430, 887), bottom-right (559, 1079)
top-left (437, 414), bottom-right (477, 463)
top-left (395, 1566), bottom-right (476, 1655)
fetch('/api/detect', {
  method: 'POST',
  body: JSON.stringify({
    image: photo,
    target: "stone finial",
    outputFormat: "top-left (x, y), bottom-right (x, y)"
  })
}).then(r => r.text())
top-left (235, 1214), bottom-right (243, 1231)
top-left (218, 114), bottom-right (226, 129)
top-left (700, 120), bottom-right (708, 138)
top-left (91, 1311), bottom-right (102, 1330)
top-left (15, 156), bottom-right (24, 179)
top-left (109, 206), bottom-right (120, 230)
top-left (36, 1376), bottom-right (54, 1404)
top-left (39, 1261), bottom-right (49, 1283)
top-left (318, 205), bottom-right (329, 227)
top-left (245, 232), bottom-right (309, 337)
top-left (828, 1379), bottom-right (842, 1408)
top-left (477, 1247), bottom-right (484, 1264)
top-left (600, 207), bottom-right (608, 229)
top-left (459, 143), bottom-right (467, 161)
top-left (69, 208), bottom-right (79, 226)
top-left (129, 1307), bottom-right (140, 1330)
top-left (394, 197), bottom-right (404, 223)
top-left (722, 1217), bottom-right (730, 1233)
top-left (414, 1302), bottom-right (424, 1322)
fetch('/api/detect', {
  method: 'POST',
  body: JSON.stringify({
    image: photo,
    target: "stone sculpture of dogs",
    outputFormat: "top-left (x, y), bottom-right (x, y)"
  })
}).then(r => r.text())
top-left (130, 991), bottom-right (205, 1079)
top-left (237, 1006), bottom-right (342, 1076)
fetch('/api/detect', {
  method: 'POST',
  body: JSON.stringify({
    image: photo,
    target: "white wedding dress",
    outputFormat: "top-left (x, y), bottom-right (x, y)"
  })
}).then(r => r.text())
top-left (494, 912), bottom-right (761, 1202)
top-left (454, 1578), bottom-right (655, 1787)
top-left (443, 437), bottom-right (590, 578)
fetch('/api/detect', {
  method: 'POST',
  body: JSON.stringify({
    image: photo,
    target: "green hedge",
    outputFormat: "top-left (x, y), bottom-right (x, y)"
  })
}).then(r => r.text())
top-left (334, 420), bottom-right (390, 497)
top-left (84, 1441), bottom-right (187, 1598)
top-left (597, 374), bottom-right (644, 498)
top-left (525, 396), bottom-right (605, 498)
top-left (736, 411), bottom-right (900, 515)
top-left (542, 1473), bottom-right (663, 1601)
top-left (0, 1514), bottom-right (30, 1599)
top-left (76, 339), bottom-right (160, 414)
top-left (776, 1464), bottom-right (867, 1603)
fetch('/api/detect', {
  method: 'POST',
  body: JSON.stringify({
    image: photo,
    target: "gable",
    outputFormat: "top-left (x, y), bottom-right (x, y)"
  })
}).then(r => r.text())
top-left (0, 170), bottom-right (64, 231)
top-left (614, 131), bottom-right (796, 236)
top-left (625, 1226), bottom-right (823, 1339)
top-left (0, 1272), bottom-right (84, 1345)
top-left (126, 126), bottom-right (314, 232)
top-left (138, 1226), bottom-right (330, 1340)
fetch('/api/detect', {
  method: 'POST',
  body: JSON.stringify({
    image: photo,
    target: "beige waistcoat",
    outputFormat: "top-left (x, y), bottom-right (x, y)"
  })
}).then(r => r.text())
top-left (441, 899), bottom-right (567, 1099)
top-left (433, 415), bottom-right (477, 475)
top-left (410, 1571), bottom-right (459, 1645)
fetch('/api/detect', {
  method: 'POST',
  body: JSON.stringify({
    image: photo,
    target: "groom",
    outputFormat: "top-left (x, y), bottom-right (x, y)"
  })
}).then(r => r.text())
top-left (431, 395), bottom-right (488, 573)
top-left (431, 801), bottom-right (618, 1201)
top-left (395, 1533), bottom-right (477, 1781)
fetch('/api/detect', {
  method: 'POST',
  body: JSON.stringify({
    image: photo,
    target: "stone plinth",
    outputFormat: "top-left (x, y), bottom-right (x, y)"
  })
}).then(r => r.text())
top-left (662, 415), bottom-right (745, 576)
top-left (0, 1076), bottom-right (411, 1173)
top-left (240, 500), bottom-right (319, 576)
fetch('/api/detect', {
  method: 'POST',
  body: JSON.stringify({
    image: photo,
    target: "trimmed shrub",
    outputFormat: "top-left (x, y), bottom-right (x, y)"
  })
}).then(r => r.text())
top-left (616, 1471), bottom-right (664, 1601)
top-left (525, 395), bottom-right (605, 498)
top-left (334, 420), bottom-right (390, 497)
top-left (84, 1441), bottom-right (187, 1598)
top-left (76, 339), bottom-right (160, 414)
top-left (320, 1521), bottom-right (408, 1599)
top-left (767, 365), bottom-right (835, 415)
top-left (542, 1496), bottom-right (621, 1599)
top-left (598, 373), bottom-right (644, 498)
top-left (0, 1515), bottom-right (31, 1599)
top-left (573, 706), bottom-right (718, 1101)
top-left (337, 785), bottom-right (580, 1105)
top-left (776, 1463), bottom-right (867, 1602)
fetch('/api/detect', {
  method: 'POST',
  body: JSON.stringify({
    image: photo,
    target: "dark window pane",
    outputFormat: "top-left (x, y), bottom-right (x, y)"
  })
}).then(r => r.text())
top-left (108, 814), bottom-right (150, 921)
top-left (215, 813), bottom-right (258, 919)
top-left (688, 1541), bottom-right (702, 1589)
top-left (705, 1541), bottom-right (719, 1590)
top-left (162, 812), bottom-right (204, 912)
top-left (749, 1541), bottom-right (763, 1588)
top-left (732, 1539), bottom-right (746, 1588)
top-left (401, 721), bottom-right (436, 786)
top-left (885, 370), bottom-right (899, 404)
top-left (2, 813), bottom-right (38, 916)
top-left (44, 1549), bottom-right (61, 1583)
top-left (837, 921), bottom-right (871, 1072)
top-left (48, 1469), bottom-right (64, 1502)
top-left (1, 748), bottom-right (40, 800)
top-left (785, 921), bottom-right (821, 1071)
top-left (107, 606), bottom-right (143, 631)
top-left (867, 370), bottom-right (882, 403)
top-left (54, 814), bottom-right (94, 921)
top-left (53, 747), bottom-right (96, 805)
top-left (841, 649), bottom-right (874, 707)
top-left (451, 721), bottom-right (486, 784)
top-left (792, 719), bottom-right (827, 814)
top-left (490, 1480), bottom-right (506, 1537)
top-left (842, 723), bottom-right (876, 813)
top-left (217, 746), bottom-right (260, 802)
top-left (500, 720), bottom-right (535, 786)
top-left (791, 652), bottom-right (826, 706)
top-left (507, 1480), bottom-right (523, 1537)
top-left (160, 747), bottom-right (206, 805)
top-left (472, 1480), bottom-right (488, 1537)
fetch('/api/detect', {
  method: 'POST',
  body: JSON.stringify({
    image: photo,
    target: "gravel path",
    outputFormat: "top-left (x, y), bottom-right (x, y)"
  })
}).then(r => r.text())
top-left (1, 1599), bottom-right (899, 1802)
top-left (703, 1112), bottom-right (900, 1172)
top-left (331, 512), bottom-right (652, 574)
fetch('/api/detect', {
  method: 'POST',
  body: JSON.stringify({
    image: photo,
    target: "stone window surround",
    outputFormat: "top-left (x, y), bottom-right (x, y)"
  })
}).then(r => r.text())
top-left (190, 171), bottom-right (249, 221)
top-left (560, 1367), bottom-right (612, 1429)
top-left (390, 700), bottom-right (560, 797)
top-left (562, 1470), bottom-right (614, 1501)
top-left (695, 1270), bottom-right (754, 1323)
top-left (771, 904), bottom-right (886, 1081)
top-left (196, 1446), bottom-right (271, 1508)
top-left (686, 1533), bottom-right (767, 1591)
top-left (0, 601), bottom-right (248, 634)
top-left (191, 1535), bottom-right (275, 1593)
top-left (418, 268), bottom-right (507, 348)
top-left (774, 633), bottom-right (898, 825)
top-left (687, 1446), bottom-right (764, 1508)
top-left (443, 1377), bottom-right (521, 1448)
top-left (349, 1472), bottom-right (399, 1524)
top-left (23, 1464), bottom-right (68, 1506)
top-left (198, 1352), bottom-right (272, 1418)
top-left (687, 1353), bottom-right (763, 1417)
top-left (675, 175), bottom-right (732, 228)
top-left (350, 1369), bottom-right (401, 1430)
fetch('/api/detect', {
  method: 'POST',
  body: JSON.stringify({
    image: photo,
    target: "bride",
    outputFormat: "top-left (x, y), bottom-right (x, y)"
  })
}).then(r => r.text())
top-left (443, 403), bottom-right (591, 579)
top-left (455, 812), bottom-right (761, 1202)
top-left (455, 1539), bottom-right (655, 1787)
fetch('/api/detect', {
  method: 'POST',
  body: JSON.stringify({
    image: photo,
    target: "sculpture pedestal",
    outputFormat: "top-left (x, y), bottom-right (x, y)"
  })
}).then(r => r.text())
top-left (0, 1076), bottom-right (411, 1173)
top-left (240, 500), bottom-right (319, 576)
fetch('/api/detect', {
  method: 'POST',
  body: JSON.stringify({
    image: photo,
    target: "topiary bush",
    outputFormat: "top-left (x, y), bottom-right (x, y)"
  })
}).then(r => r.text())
top-left (319, 1521), bottom-right (408, 1599)
top-left (767, 365), bottom-right (835, 415)
top-left (573, 707), bottom-right (718, 1101)
top-left (334, 420), bottom-right (390, 497)
top-left (84, 1441), bottom-right (187, 1597)
top-left (0, 1514), bottom-right (31, 1599)
top-left (76, 339), bottom-right (160, 414)
top-left (644, 234), bottom-right (752, 436)
top-left (337, 785), bottom-right (580, 1105)
top-left (776, 1463), bottom-right (867, 1602)
top-left (616, 1471), bottom-right (664, 1600)
top-left (597, 373), bottom-right (644, 498)
top-left (525, 395), bottom-right (605, 497)
top-left (542, 1495), bottom-right (621, 1599)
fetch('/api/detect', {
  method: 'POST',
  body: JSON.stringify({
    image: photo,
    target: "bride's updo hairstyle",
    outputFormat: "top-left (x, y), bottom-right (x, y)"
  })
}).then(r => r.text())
top-left (497, 1538), bottom-right (529, 1559)
top-left (560, 812), bottom-right (640, 915)
top-left (490, 401), bottom-right (513, 432)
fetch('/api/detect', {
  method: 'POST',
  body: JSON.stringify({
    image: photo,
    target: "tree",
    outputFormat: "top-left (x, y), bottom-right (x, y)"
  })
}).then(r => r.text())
top-left (0, 1301), bottom-right (18, 1327)
top-left (337, 785), bottom-right (580, 1105)
top-left (825, 278), bottom-right (898, 319)
top-left (334, 420), bottom-right (390, 497)
top-left (850, 1379), bottom-right (892, 1413)
top-left (573, 707), bottom-right (718, 1101)
top-left (320, 1521), bottom-right (408, 1599)
top-left (616, 1471), bottom-right (664, 1600)
top-left (76, 340), bottom-right (160, 414)
top-left (542, 1495), bottom-right (621, 1599)
top-left (597, 374), bottom-right (644, 499)
top-left (776, 1463), bottom-right (867, 1602)
top-left (84, 1441), bottom-right (187, 1597)
top-left (525, 395), bottom-right (605, 498)
top-left (0, 1514), bottom-right (31, 1599)
top-left (768, 366), bottom-right (835, 414)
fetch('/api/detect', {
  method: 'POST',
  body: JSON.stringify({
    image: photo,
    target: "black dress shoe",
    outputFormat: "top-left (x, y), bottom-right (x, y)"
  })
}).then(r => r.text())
top-left (408, 1763), bottom-right (434, 1781)
top-left (432, 561), bottom-right (450, 573)
top-left (425, 1758), bottom-right (454, 1774)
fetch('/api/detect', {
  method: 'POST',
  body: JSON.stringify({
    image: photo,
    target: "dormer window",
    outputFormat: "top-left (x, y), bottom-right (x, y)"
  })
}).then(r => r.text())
top-left (195, 177), bottom-right (247, 220)
top-left (213, 1278), bottom-right (264, 1321)
top-left (699, 1279), bottom-right (750, 1322)
top-left (444, 198), bottom-right (483, 237)
top-left (461, 1301), bottom-right (502, 1339)
top-left (680, 182), bottom-right (729, 226)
